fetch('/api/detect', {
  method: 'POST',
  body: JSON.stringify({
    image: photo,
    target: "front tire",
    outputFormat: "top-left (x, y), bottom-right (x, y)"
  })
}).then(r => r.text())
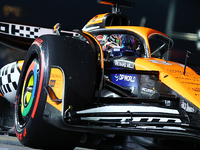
top-left (15, 36), bottom-right (82, 149)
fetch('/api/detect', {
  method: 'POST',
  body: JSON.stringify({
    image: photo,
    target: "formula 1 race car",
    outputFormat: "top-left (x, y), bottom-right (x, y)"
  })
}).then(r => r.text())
top-left (0, 0), bottom-right (200, 150)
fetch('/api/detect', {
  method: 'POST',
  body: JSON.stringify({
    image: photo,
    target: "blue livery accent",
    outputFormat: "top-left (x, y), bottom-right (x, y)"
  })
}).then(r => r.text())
top-left (111, 74), bottom-right (138, 88)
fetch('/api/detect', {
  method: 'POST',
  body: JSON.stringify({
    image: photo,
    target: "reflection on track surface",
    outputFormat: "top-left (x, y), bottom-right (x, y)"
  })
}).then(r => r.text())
top-left (0, 135), bottom-right (94, 150)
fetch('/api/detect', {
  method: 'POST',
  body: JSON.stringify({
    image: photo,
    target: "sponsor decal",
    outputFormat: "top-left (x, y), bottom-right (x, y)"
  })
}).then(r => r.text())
top-left (149, 60), bottom-right (192, 70)
top-left (50, 80), bottom-right (56, 87)
top-left (149, 60), bottom-right (172, 65)
top-left (141, 87), bottom-right (154, 94)
top-left (149, 60), bottom-right (195, 75)
top-left (111, 74), bottom-right (138, 88)
top-left (167, 69), bottom-right (183, 74)
top-left (140, 85), bottom-right (156, 98)
top-left (114, 74), bottom-right (136, 82)
top-left (47, 67), bottom-right (64, 111)
top-left (114, 60), bottom-right (135, 69)
top-left (181, 100), bottom-right (195, 113)
top-left (168, 69), bottom-right (194, 76)
top-left (181, 81), bottom-right (200, 86)
top-left (191, 87), bottom-right (200, 93)
top-left (175, 76), bottom-right (199, 81)
top-left (50, 73), bottom-right (62, 78)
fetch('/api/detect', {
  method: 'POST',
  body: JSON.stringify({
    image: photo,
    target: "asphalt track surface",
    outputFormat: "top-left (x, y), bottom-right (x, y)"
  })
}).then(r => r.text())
top-left (0, 135), bottom-right (94, 150)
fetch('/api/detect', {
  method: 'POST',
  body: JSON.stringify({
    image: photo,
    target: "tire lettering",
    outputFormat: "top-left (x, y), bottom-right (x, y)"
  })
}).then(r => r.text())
top-left (15, 100), bottom-right (17, 108)
top-left (15, 128), bottom-right (27, 140)
top-left (33, 38), bottom-right (43, 46)
top-left (16, 132), bottom-right (22, 140)
top-left (23, 128), bottom-right (27, 137)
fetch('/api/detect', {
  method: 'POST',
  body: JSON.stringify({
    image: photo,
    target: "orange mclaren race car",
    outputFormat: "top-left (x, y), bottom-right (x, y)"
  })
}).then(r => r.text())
top-left (0, 0), bottom-right (199, 150)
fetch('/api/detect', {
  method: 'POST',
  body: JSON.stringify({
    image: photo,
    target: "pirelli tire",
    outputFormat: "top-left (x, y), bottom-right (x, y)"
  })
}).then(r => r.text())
top-left (15, 34), bottom-right (98, 149)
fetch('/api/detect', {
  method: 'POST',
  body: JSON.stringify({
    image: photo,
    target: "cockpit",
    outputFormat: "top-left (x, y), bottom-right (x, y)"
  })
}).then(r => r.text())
top-left (95, 33), bottom-right (144, 59)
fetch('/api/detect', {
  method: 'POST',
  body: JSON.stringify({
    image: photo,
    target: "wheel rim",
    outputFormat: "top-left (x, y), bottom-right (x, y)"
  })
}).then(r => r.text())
top-left (18, 58), bottom-right (39, 126)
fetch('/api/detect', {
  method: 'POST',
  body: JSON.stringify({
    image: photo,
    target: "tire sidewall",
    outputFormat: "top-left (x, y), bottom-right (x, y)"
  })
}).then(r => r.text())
top-left (15, 38), bottom-right (49, 144)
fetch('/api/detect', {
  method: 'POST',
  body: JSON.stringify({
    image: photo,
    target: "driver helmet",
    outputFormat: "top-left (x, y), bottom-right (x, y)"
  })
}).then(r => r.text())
top-left (103, 34), bottom-right (139, 58)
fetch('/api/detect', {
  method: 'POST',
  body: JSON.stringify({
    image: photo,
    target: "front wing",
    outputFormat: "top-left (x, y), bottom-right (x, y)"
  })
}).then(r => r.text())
top-left (62, 103), bottom-right (200, 144)
top-left (45, 70), bottom-right (200, 145)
